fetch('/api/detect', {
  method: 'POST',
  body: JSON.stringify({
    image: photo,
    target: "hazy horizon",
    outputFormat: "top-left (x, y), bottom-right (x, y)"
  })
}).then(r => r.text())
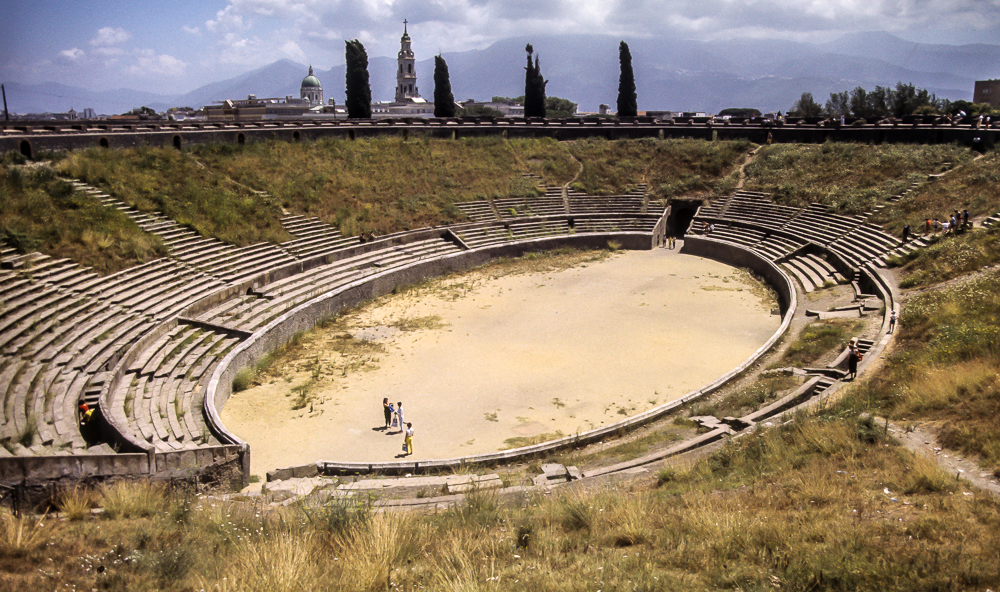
top-left (4, 1), bottom-right (1000, 96)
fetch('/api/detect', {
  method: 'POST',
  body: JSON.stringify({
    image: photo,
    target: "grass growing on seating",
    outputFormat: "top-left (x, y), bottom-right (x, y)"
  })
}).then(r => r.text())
top-left (56, 146), bottom-right (291, 246)
top-left (566, 137), bottom-right (753, 202)
top-left (891, 224), bottom-right (1000, 288)
top-left (743, 142), bottom-right (970, 214)
top-left (549, 427), bottom-right (687, 467)
top-left (0, 164), bottom-right (166, 274)
top-left (6, 414), bottom-right (998, 591)
top-left (841, 270), bottom-right (1000, 468)
top-left (773, 318), bottom-right (864, 369)
top-left (188, 137), bottom-right (577, 236)
top-left (691, 374), bottom-right (802, 418)
top-left (871, 151), bottom-right (1000, 240)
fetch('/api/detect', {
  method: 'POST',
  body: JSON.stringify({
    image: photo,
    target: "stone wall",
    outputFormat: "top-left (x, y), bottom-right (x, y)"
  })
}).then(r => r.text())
top-left (3, 120), bottom-right (997, 156)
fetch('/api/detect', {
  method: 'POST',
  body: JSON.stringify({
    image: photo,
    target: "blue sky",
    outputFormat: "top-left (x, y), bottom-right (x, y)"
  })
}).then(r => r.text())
top-left (4, 0), bottom-right (1000, 94)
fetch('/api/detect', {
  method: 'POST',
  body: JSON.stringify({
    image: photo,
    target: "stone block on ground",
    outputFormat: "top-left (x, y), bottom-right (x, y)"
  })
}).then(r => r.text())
top-left (446, 474), bottom-right (502, 493)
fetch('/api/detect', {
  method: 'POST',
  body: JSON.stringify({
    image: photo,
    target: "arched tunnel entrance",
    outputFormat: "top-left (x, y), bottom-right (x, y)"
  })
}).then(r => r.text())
top-left (667, 199), bottom-right (701, 237)
top-left (19, 140), bottom-right (32, 160)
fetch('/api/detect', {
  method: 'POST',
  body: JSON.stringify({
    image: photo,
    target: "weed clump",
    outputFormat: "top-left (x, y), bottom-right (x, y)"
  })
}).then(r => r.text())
top-left (232, 367), bottom-right (255, 392)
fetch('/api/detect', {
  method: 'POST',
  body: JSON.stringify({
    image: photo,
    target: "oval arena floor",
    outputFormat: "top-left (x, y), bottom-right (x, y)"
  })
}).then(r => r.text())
top-left (221, 248), bottom-right (780, 478)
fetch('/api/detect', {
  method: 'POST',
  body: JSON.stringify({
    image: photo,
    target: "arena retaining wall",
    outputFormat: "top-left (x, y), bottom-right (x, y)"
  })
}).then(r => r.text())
top-left (204, 232), bottom-right (656, 478)
top-left (258, 236), bottom-right (795, 478)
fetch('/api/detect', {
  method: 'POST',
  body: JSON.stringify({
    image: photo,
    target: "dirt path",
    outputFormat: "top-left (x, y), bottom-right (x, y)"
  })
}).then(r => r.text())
top-left (734, 145), bottom-right (762, 190)
top-left (888, 421), bottom-right (1000, 496)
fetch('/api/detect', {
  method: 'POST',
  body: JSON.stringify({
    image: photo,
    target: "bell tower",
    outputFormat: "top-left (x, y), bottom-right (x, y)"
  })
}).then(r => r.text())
top-left (395, 19), bottom-right (419, 103)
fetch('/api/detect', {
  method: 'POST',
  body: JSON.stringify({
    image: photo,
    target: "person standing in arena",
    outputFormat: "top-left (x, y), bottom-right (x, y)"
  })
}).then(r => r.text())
top-left (382, 397), bottom-right (392, 429)
top-left (404, 423), bottom-right (414, 456)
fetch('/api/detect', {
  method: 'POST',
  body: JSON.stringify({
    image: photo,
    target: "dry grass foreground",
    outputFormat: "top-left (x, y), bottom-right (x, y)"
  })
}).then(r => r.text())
top-left (2, 413), bottom-right (997, 592)
top-left (222, 247), bottom-right (779, 478)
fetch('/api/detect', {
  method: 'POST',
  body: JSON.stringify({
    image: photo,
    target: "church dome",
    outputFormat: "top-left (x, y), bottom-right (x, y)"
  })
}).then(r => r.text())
top-left (301, 66), bottom-right (322, 89)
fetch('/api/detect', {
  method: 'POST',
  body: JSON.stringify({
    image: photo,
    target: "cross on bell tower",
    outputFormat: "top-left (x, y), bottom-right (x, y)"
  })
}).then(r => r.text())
top-left (395, 19), bottom-right (420, 103)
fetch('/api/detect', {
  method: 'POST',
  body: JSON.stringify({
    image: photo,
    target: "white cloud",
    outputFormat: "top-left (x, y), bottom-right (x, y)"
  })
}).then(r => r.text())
top-left (59, 47), bottom-right (85, 61)
top-left (90, 26), bottom-right (131, 47)
top-left (131, 50), bottom-right (187, 76)
top-left (182, 25), bottom-right (202, 35)
top-left (279, 40), bottom-right (308, 62)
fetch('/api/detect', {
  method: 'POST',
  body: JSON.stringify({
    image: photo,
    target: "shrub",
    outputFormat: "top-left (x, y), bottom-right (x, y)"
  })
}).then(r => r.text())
top-left (0, 508), bottom-right (48, 558)
top-left (232, 367), bottom-right (255, 392)
top-left (56, 485), bottom-right (95, 521)
top-left (100, 480), bottom-right (168, 519)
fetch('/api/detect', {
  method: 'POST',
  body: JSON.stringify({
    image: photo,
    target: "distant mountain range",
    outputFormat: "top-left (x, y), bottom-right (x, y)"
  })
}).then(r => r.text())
top-left (5, 31), bottom-right (998, 116)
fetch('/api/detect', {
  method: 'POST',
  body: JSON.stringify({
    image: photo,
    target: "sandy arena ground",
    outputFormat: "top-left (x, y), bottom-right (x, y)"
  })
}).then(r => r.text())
top-left (221, 247), bottom-right (781, 479)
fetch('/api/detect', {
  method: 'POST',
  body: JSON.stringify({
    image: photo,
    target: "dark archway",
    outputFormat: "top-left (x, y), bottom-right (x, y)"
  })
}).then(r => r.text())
top-left (237, 133), bottom-right (245, 144)
top-left (99, 137), bottom-right (109, 148)
top-left (668, 202), bottom-right (699, 237)
top-left (293, 131), bottom-right (300, 142)
top-left (19, 140), bottom-right (32, 159)
top-left (172, 135), bottom-right (182, 150)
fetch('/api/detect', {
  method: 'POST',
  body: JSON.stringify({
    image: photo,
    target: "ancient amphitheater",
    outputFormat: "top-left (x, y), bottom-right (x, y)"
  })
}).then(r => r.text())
top-left (0, 134), bottom-right (924, 501)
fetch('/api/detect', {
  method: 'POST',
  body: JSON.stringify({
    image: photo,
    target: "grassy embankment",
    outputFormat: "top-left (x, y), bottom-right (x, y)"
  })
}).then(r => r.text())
top-left (743, 143), bottom-right (970, 215)
top-left (5, 137), bottom-right (751, 274)
top-left (187, 136), bottom-right (580, 237)
top-left (0, 156), bottom-right (166, 274)
top-left (55, 146), bottom-right (291, 247)
top-left (566, 137), bottom-right (753, 204)
top-left (877, 152), bottom-right (1000, 288)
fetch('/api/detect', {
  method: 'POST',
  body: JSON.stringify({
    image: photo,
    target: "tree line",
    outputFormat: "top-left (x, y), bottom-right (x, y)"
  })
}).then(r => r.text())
top-left (788, 83), bottom-right (998, 121)
top-left (343, 39), bottom-right (638, 119)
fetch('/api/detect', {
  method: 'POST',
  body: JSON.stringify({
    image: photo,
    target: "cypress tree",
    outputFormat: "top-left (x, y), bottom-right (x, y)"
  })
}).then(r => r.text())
top-left (345, 39), bottom-right (372, 119)
top-left (617, 41), bottom-right (637, 117)
top-left (433, 55), bottom-right (456, 118)
top-left (524, 45), bottom-right (547, 118)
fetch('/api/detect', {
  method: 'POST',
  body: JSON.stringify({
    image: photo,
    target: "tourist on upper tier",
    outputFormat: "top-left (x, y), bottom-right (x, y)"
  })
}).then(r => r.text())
top-left (902, 224), bottom-right (910, 242)
top-left (925, 219), bottom-right (932, 234)
top-left (964, 210), bottom-right (970, 227)
top-left (933, 218), bottom-right (941, 232)
top-left (889, 310), bottom-right (897, 334)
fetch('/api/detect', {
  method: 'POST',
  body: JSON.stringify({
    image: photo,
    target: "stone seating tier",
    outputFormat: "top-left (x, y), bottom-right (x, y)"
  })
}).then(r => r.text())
top-left (455, 201), bottom-right (498, 222)
top-left (569, 196), bottom-right (645, 215)
top-left (198, 238), bottom-right (465, 333)
top-left (114, 326), bottom-right (237, 451)
top-left (493, 197), bottom-right (568, 219)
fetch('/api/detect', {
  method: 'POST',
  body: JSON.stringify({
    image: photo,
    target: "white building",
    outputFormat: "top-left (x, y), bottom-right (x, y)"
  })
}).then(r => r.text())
top-left (300, 66), bottom-right (324, 106)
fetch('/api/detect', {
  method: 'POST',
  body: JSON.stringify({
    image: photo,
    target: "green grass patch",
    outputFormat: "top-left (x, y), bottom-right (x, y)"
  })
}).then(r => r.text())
top-left (0, 164), bottom-right (166, 274)
top-left (567, 137), bottom-right (753, 200)
top-left (893, 225), bottom-right (1000, 288)
top-left (56, 146), bottom-right (290, 247)
top-left (839, 271), bottom-right (1000, 465)
top-left (775, 318), bottom-right (863, 368)
top-left (744, 142), bottom-right (970, 214)
top-left (872, 151), bottom-right (1000, 241)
